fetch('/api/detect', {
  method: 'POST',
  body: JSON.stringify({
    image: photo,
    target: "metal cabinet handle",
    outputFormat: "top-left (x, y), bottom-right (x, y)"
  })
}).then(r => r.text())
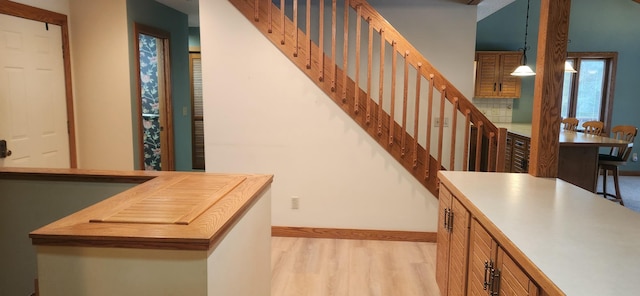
top-left (483, 261), bottom-right (490, 290)
top-left (490, 268), bottom-right (501, 296)
top-left (443, 208), bottom-right (449, 230)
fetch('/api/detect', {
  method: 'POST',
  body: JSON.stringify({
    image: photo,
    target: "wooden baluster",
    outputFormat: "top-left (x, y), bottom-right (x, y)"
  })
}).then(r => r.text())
top-left (389, 41), bottom-right (397, 146)
top-left (463, 109), bottom-right (471, 171)
top-left (268, 0), bottom-right (273, 33)
top-left (437, 86), bottom-right (446, 171)
top-left (449, 97), bottom-right (458, 170)
top-left (425, 74), bottom-right (435, 179)
top-left (254, 0), bottom-right (259, 21)
top-left (354, 5), bottom-right (361, 114)
top-left (341, 0), bottom-right (349, 103)
top-left (475, 121), bottom-right (483, 171)
top-left (366, 20), bottom-right (373, 124)
top-left (401, 50), bottom-right (409, 156)
top-left (319, 0), bottom-right (325, 80)
top-left (487, 132), bottom-right (496, 172)
top-left (281, 0), bottom-right (285, 44)
top-left (413, 63), bottom-right (422, 168)
top-left (293, 0), bottom-right (300, 57)
top-left (308, 0), bottom-right (311, 69)
top-left (495, 128), bottom-right (507, 172)
top-left (377, 29), bottom-right (385, 136)
top-left (331, 0), bottom-right (336, 91)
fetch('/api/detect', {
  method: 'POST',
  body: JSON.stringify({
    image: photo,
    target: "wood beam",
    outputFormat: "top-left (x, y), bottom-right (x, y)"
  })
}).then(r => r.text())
top-left (529, 0), bottom-right (572, 177)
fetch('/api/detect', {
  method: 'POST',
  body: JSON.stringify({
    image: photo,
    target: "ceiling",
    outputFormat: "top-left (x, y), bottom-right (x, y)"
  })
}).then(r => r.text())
top-left (154, 0), bottom-right (513, 27)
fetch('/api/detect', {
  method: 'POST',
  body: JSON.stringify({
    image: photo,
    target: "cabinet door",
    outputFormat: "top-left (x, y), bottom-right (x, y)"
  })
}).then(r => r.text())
top-left (468, 219), bottom-right (498, 296)
top-left (495, 248), bottom-right (539, 296)
top-left (448, 197), bottom-right (470, 295)
top-left (497, 53), bottom-right (522, 98)
top-left (474, 53), bottom-right (500, 98)
top-left (504, 133), bottom-right (513, 172)
top-left (511, 134), bottom-right (530, 173)
top-left (436, 186), bottom-right (453, 296)
top-left (436, 185), bottom-right (471, 296)
top-left (474, 52), bottom-right (522, 99)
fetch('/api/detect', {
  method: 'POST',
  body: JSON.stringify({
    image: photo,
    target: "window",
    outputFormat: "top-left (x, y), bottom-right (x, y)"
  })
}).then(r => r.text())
top-left (561, 52), bottom-right (617, 132)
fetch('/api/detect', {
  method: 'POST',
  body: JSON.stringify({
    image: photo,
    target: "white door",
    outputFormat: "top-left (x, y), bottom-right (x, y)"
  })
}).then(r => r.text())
top-left (0, 13), bottom-right (70, 168)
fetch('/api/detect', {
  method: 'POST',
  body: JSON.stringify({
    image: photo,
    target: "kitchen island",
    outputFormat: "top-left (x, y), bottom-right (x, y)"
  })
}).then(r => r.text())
top-left (437, 171), bottom-right (640, 295)
top-left (493, 123), bottom-right (630, 192)
top-left (5, 168), bottom-right (274, 296)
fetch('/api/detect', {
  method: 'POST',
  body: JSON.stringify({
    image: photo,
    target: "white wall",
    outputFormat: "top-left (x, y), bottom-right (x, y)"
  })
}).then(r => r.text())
top-left (68, 0), bottom-right (134, 170)
top-left (200, 0), bottom-right (475, 232)
top-left (370, 0), bottom-right (477, 99)
top-left (7, 0), bottom-right (135, 170)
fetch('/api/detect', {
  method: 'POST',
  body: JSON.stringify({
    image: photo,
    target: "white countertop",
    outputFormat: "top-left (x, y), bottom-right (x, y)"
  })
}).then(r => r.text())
top-left (494, 122), bottom-right (532, 137)
top-left (438, 171), bottom-right (640, 296)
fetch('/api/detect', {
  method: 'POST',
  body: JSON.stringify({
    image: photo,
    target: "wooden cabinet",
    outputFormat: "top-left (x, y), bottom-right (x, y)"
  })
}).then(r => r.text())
top-left (436, 185), bottom-right (471, 296)
top-left (468, 219), bottom-right (539, 296)
top-left (504, 132), bottom-right (530, 173)
top-left (437, 185), bottom-right (540, 296)
top-left (474, 51), bottom-right (522, 99)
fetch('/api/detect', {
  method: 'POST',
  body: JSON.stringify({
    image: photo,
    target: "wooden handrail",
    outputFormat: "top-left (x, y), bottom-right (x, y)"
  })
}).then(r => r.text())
top-left (228, 0), bottom-right (507, 197)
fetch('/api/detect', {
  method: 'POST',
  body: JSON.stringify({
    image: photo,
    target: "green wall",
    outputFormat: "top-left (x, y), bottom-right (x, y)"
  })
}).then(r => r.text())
top-left (0, 179), bottom-right (135, 296)
top-left (189, 27), bottom-right (200, 48)
top-left (126, 0), bottom-right (192, 171)
top-left (477, 0), bottom-right (640, 171)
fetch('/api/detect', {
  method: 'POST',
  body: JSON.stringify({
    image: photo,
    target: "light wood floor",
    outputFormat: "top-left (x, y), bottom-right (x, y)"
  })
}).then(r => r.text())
top-left (271, 237), bottom-right (440, 296)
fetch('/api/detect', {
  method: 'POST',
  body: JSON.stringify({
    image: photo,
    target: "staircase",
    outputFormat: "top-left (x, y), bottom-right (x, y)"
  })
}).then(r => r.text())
top-left (229, 0), bottom-right (507, 197)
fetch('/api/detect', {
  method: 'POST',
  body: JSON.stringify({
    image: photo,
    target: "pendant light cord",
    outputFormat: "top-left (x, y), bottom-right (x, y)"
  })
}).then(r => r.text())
top-left (522, 0), bottom-right (531, 65)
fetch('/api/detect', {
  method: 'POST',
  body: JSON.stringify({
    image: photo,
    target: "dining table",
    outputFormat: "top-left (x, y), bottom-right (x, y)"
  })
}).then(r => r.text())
top-left (557, 130), bottom-right (631, 193)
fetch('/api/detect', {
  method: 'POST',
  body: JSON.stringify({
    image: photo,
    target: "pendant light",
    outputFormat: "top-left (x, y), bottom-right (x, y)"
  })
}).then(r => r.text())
top-left (511, 0), bottom-right (536, 76)
top-left (564, 61), bottom-right (577, 73)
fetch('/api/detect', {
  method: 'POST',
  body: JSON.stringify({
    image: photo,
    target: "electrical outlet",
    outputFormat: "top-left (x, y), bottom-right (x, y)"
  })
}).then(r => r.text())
top-left (435, 117), bottom-right (449, 127)
top-left (291, 196), bottom-right (300, 209)
top-left (633, 153), bottom-right (638, 162)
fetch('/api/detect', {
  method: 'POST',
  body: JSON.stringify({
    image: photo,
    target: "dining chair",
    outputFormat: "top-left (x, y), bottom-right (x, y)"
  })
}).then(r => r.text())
top-left (582, 121), bottom-right (604, 135)
top-left (561, 117), bottom-right (579, 131)
top-left (597, 125), bottom-right (638, 205)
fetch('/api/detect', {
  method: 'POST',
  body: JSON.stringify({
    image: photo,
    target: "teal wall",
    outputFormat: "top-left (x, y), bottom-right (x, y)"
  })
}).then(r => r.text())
top-left (189, 27), bottom-right (200, 48)
top-left (127, 0), bottom-right (192, 171)
top-left (477, 0), bottom-right (640, 171)
top-left (0, 179), bottom-right (135, 296)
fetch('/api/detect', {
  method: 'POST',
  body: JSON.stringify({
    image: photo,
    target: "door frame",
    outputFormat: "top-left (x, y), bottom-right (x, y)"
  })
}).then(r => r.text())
top-left (0, 0), bottom-right (77, 167)
top-left (134, 23), bottom-right (175, 170)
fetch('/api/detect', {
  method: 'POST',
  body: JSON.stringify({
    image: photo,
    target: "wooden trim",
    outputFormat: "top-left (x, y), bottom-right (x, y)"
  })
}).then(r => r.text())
top-left (618, 170), bottom-right (640, 176)
top-left (0, 0), bottom-right (77, 168)
top-left (271, 226), bottom-right (436, 242)
top-left (0, 167), bottom-right (159, 183)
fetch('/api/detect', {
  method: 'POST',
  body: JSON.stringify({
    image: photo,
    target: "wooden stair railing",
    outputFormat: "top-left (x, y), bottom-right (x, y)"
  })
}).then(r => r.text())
top-left (229, 0), bottom-right (507, 196)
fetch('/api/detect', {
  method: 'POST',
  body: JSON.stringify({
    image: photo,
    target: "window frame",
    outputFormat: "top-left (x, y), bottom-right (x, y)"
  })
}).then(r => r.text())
top-left (563, 52), bottom-right (618, 134)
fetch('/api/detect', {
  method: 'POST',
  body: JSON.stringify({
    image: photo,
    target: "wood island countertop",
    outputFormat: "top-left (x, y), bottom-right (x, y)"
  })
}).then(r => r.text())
top-left (438, 171), bottom-right (640, 296)
top-left (1, 168), bottom-right (273, 251)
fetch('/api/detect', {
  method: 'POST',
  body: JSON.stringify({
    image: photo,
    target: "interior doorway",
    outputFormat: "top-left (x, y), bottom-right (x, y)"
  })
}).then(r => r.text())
top-left (135, 23), bottom-right (174, 171)
top-left (0, 3), bottom-right (76, 168)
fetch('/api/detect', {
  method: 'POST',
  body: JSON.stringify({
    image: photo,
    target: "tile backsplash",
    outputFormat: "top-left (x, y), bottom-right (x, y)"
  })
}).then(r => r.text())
top-left (472, 98), bottom-right (513, 123)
